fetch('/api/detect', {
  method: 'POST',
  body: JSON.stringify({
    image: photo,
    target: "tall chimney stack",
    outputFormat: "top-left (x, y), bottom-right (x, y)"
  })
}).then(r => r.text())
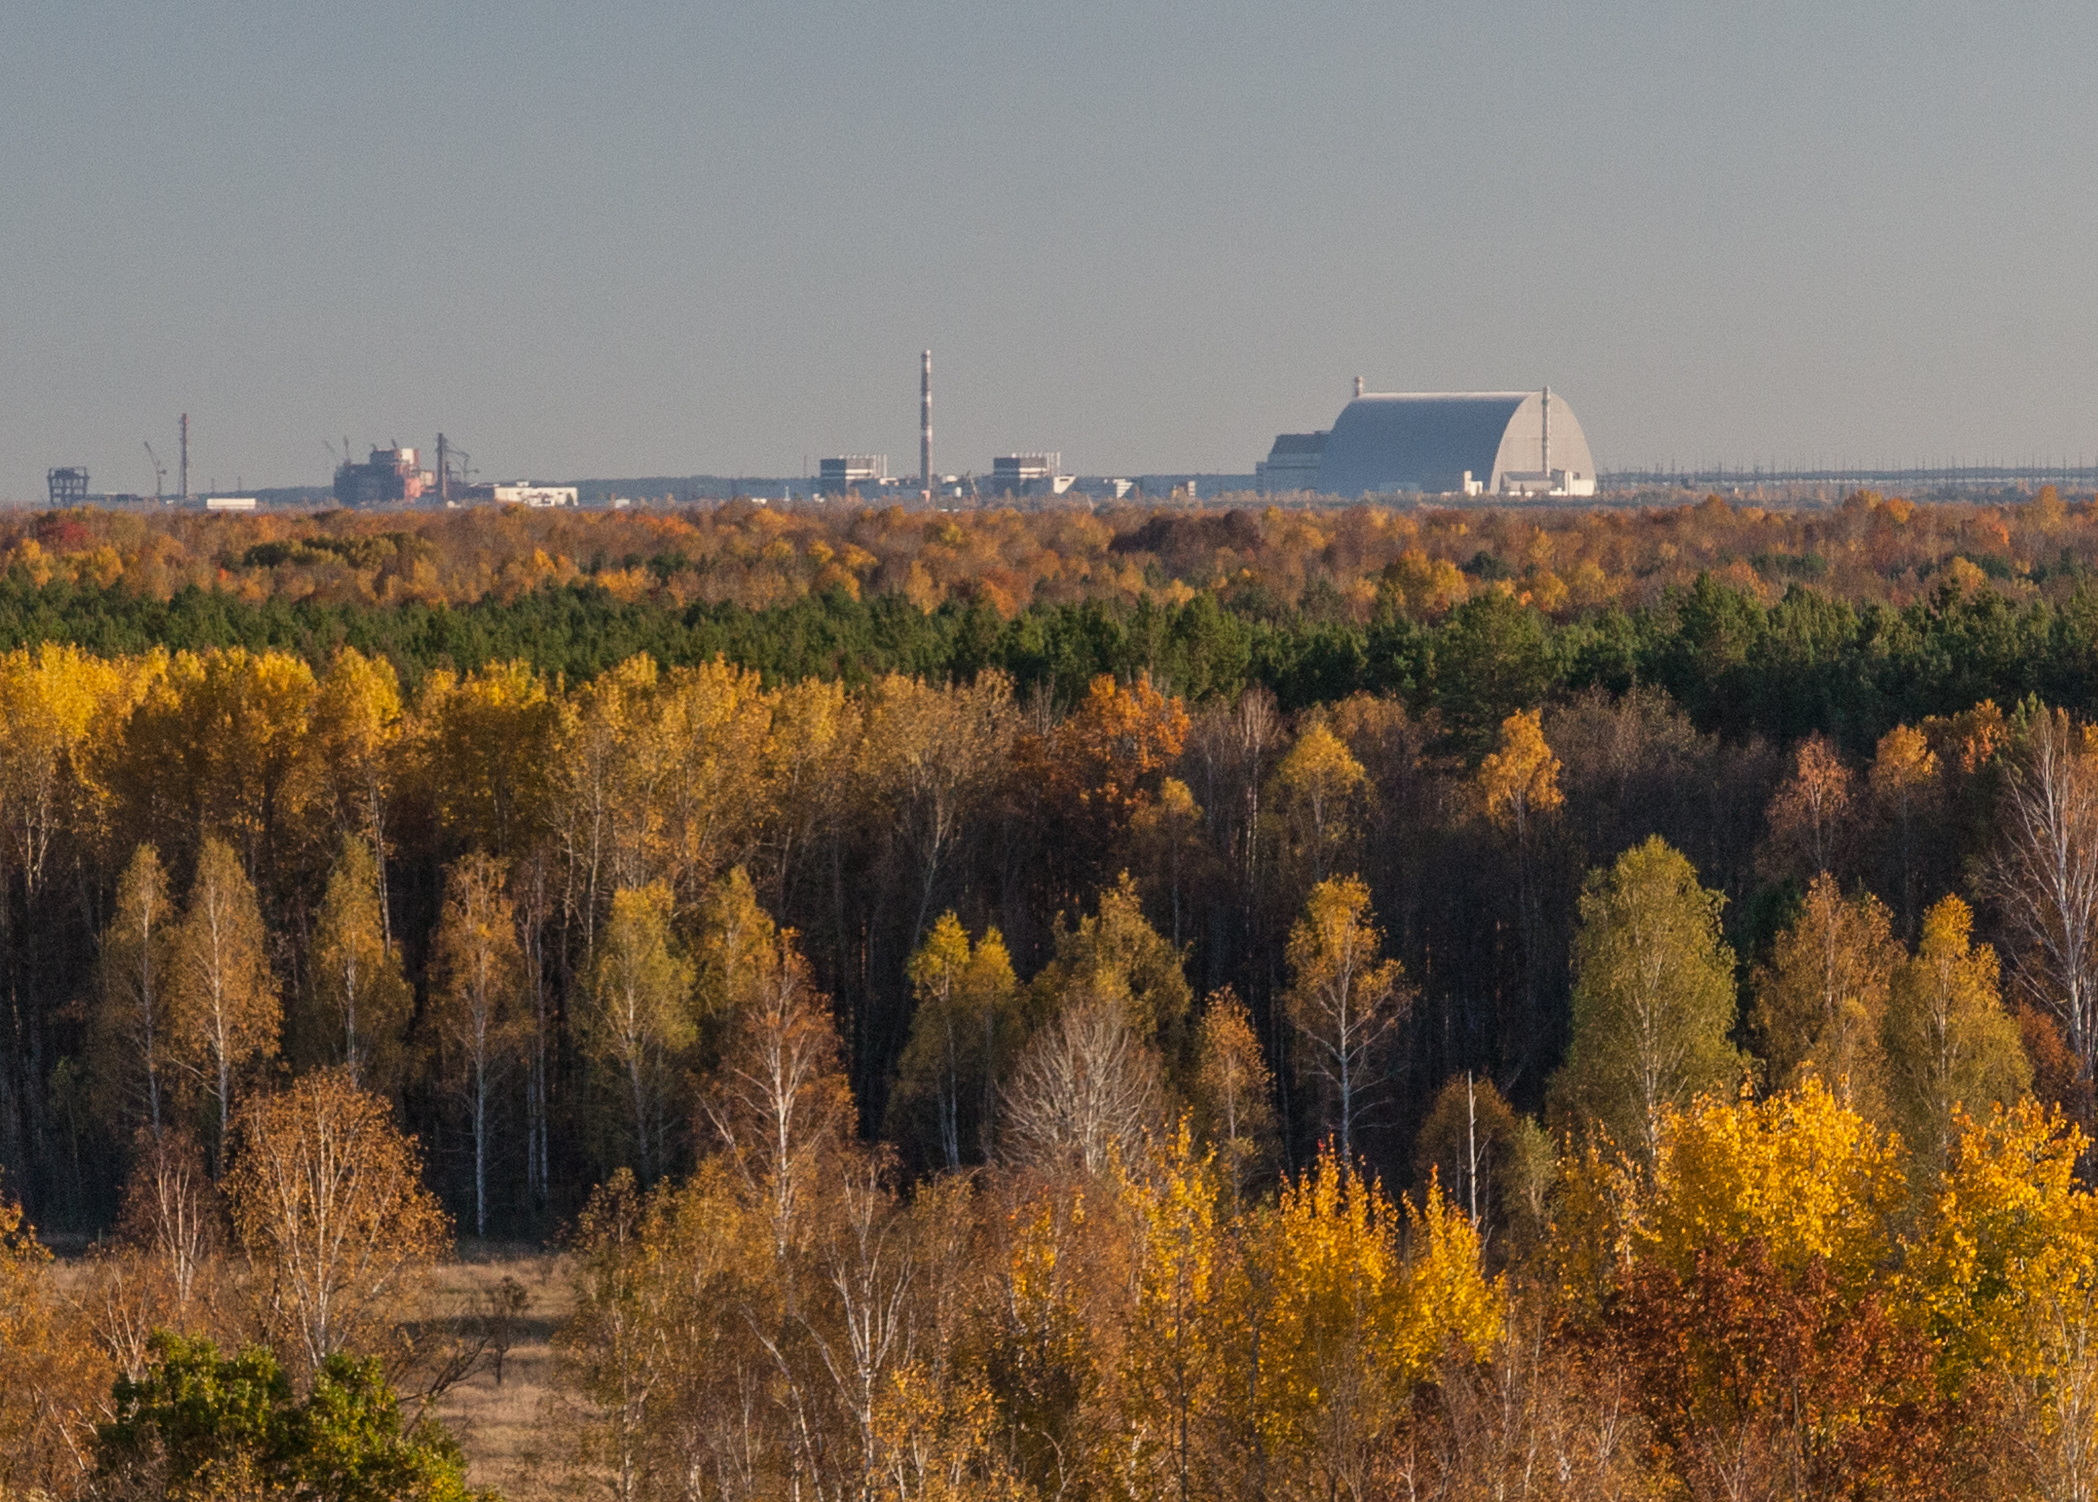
top-left (920, 351), bottom-right (933, 497)
top-left (179, 413), bottom-right (190, 503)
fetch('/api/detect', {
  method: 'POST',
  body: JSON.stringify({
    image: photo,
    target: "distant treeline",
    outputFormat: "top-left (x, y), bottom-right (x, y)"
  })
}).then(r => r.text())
top-left (6, 570), bottom-right (2098, 752)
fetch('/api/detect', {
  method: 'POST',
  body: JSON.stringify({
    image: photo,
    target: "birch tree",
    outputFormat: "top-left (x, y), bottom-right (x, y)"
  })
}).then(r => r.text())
top-left (167, 837), bottom-right (280, 1170)
top-left (1549, 837), bottom-right (1744, 1168)
top-left (428, 852), bottom-right (527, 1237)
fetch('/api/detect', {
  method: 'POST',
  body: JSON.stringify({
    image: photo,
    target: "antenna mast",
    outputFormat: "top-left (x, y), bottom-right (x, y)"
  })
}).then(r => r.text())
top-left (179, 414), bottom-right (190, 502)
top-left (920, 351), bottom-right (933, 498)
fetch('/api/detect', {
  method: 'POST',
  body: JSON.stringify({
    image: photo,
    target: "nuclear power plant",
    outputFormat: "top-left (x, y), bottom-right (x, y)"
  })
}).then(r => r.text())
top-left (1259, 386), bottom-right (1598, 498)
top-left (45, 363), bottom-right (1609, 507)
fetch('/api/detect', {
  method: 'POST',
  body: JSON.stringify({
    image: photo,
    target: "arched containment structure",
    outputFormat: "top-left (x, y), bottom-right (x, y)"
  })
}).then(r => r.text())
top-left (1286, 389), bottom-right (1597, 498)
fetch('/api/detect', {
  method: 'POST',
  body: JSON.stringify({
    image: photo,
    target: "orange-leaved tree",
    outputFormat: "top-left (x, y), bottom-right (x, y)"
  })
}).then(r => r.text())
top-left (225, 1070), bottom-right (449, 1379)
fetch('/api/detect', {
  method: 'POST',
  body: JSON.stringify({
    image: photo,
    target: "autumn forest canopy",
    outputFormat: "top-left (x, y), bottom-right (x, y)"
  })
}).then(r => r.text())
top-left (15, 491), bottom-right (2098, 1498)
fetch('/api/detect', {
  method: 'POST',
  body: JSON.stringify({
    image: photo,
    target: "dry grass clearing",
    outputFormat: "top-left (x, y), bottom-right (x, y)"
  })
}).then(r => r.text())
top-left (417, 1244), bottom-right (573, 1502)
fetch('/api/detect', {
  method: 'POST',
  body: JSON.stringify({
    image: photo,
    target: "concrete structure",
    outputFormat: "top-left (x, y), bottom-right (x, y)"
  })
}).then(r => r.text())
top-left (1256, 434), bottom-right (1326, 494)
top-left (1269, 389), bottom-right (1597, 498)
top-left (819, 455), bottom-right (889, 491)
top-left (334, 445), bottom-right (433, 506)
top-left (204, 496), bottom-right (257, 511)
top-left (993, 453), bottom-right (1075, 496)
top-left (920, 350), bottom-right (933, 496)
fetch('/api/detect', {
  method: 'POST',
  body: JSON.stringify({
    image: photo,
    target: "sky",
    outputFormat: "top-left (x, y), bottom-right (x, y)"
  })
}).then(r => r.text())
top-left (5, 0), bottom-right (2097, 498)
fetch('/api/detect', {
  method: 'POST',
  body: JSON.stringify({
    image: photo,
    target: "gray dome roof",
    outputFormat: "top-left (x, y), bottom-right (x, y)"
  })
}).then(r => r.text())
top-left (1314, 391), bottom-right (1595, 497)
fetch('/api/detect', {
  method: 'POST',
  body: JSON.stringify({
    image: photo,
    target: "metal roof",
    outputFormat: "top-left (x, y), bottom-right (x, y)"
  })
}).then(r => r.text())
top-left (1302, 391), bottom-right (1593, 497)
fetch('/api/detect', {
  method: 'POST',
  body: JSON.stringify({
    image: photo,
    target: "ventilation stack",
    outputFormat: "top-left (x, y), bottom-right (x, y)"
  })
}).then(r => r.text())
top-left (920, 350), bottom-right (933, 497)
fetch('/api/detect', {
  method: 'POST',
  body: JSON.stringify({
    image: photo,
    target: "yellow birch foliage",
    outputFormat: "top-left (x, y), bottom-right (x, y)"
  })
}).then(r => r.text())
top-left (113, 647), bottom-right (319, 875)
top-left (1031, 872), bottom-right (1194, 1057)
top-left (1752, 872), bottom-right (1902, 1120)
top-left (168, 835), bottom-right (281, 1161)
top-left (1190, 989), bottom-right (1277, 1195)
top-left (412, 659), bottom-right (554, 856)
top-left (1112, 1124), bottom-right (1225, 1502)
top-left (1244, 1148), bottom-right (1502, 1499)
top-left (1393, 1177), bottom-right (1505, 1383)
top-left (307, 835), bottom-right (412, 1090)
top-left (0, 643), bottom-right (133, 896)
top-left (584, 880), bottom-right (696, 1180)
top-left (1885, 895), bottom-right (2031, 1172)
top-left (1283, 876), bottom-right (1407, 1160)
top-left (89, 842), bottom-right (178, 1137)
top-left (1902, 1100), bottom-right (2098, 1388)
top-left (1640, 1079), bottom-right (1907, 1294)
top-left (1272, 717), bottom-right (1367, 882)
top-left (891, 912), bottom-right (1021, 1168)
top-left (1477, 708), bottom-right (1564, 834)
top-left (305, 645), bottom-right (404, 852)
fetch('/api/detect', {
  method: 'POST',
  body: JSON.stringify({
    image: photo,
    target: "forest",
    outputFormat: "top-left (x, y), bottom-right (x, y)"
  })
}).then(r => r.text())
top-left (9, 492), bottom-right (2098, 1498)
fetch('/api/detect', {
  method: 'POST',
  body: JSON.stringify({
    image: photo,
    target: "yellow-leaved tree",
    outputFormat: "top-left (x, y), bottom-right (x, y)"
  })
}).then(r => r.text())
top-left (89, 842), bottom-right (176, 1137)
top-left (1236, 1148), bottom-right (1501, 1502)
top-left (583, 880), bottom-right (697, 1182)
top-left (1271, 716), bottom-right (1367, 888)
top-left (1284, 876), bottom-right (1408, 1161)
top-left (889, 911), bottom-right (1021, 1170)
top-left (427, 851), bottom-right (528, 1237)
top-left (1189, 988), bottom-right (1278, 1199)
top-left (1868, 722), bottom-right (1941, 933)
top-left (1477, 707), bottom-right (1564, 841)
top-left (1640, 1078), bottom-right (1908, 1295)
top-left (1477, 707), bottom-right (1565, 1036)
top-left (167, 836), bottom-right (280, 1169)
top-left (1112, 1123), bottom-right (1226, 1502)
top-left (0, 644), bottom-right (131, 906)
top-left (1752, 872), bottom-right (1902, 1121)
top-left (306, 646), bottom-right (405, 932)
top-left (306, 835), bottom-right (412, 1092)
top-left (1884, 895), bottom-right (2030, 1175)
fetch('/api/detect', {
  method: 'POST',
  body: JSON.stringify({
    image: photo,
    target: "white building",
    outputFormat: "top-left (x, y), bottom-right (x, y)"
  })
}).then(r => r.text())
top-left (993, 453), bottom-right (1075, 496)
top-left (490, 483), bottom-right (579, 507)
top-left (1263, 388), bottom-right (1598, 498)
top-left (819, 455), bottom-right (889, 490)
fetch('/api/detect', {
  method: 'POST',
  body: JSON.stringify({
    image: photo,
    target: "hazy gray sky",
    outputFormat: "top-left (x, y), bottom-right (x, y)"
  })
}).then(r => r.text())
top-left (5, 0), bottom-right (2095, 498)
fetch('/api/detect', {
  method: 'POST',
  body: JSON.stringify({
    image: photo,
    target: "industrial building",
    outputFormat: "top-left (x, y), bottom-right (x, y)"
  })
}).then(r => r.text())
top-left (1261, 388), bottom-right (1597, 498)
top-left (1254, 435), bottom-right (1325, 493)
top-left (334, 445), bottom-right (433, 506)
top-left (819, 455), bottom-right (891, 491)
top-left (446, 481), bottom-right (577, 506)
top-left (490, 483), bottom-right (577, 507)
top-left (47, 468), bottom-right (89, 507)
top-left (992, 453), bottom-right (1075, 496)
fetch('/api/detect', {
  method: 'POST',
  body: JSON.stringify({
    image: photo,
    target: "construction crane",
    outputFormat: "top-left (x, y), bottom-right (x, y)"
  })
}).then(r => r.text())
top-left (143, 441), bottom-right (167, 502)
